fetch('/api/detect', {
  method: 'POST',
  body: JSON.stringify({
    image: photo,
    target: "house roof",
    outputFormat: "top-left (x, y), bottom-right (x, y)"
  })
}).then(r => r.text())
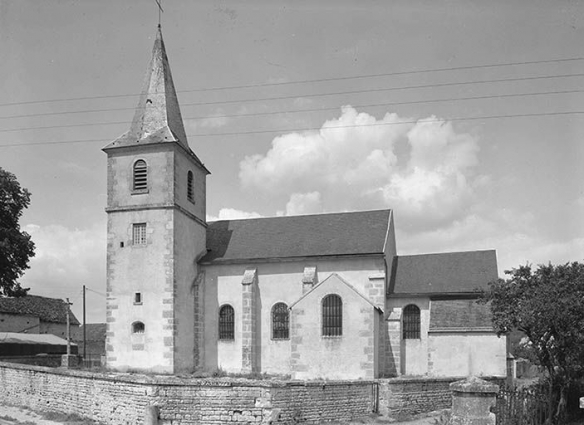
top-left (0, 332), bottom-right (76, 346)
top-left (390, 250), bottom-right (498, 295)
top-left (0, 295), bottom-right (80, 325)
top-left (73, 323), bottom-right (106, 342)
top-left (199, 209), bottom-right (391, 264)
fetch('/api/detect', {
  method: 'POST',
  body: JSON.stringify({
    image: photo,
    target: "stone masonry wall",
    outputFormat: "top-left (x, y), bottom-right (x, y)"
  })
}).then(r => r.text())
top-left (0, 362), bottom-right (501, 424)
top-left (0, 362), bottom-right (376, 424)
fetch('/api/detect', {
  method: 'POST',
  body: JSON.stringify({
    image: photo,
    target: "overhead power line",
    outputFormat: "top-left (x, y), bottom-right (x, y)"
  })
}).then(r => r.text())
top-left (2, 72), bottom-right (584, 121)
top-left (0, 56), bottom-right (583, 108)
top-left (2, 88), bottom-right (583, 134)
top-left (1, 110), bottom-right (583, 148)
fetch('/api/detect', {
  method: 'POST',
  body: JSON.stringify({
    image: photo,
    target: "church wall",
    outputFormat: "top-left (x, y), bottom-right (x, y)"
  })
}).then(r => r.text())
top-left (173, 147), bottom-right (207, 222)
top-left (172, 211), bottom-right (206, 373)
top-left (105, 208), bottom-right (175, 373)
top-left (386, 297), bottom-right (430, 376)
top-left (428, 332), bottom-right (506, 377)
top-left (202, 257), bottom-right (385, 376)
top-left (290, 278), bottom-right (378, 380)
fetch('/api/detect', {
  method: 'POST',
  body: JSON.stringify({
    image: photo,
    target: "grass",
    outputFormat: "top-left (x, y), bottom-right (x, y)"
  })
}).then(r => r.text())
top-left (40, 411), bottom-right (102, 424)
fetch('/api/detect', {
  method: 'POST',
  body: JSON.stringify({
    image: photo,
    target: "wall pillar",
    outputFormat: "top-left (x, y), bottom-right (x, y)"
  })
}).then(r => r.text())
top-left (450, 377), bottom-right (498, 425)
top-left (385, 308), bottom-right (401, 376)
top-left (302, 266), bottom-right (317, 294)
top-left (192, 271), bottom-right (205, 371)
top-left (241, 268), bottom-right (258, 373)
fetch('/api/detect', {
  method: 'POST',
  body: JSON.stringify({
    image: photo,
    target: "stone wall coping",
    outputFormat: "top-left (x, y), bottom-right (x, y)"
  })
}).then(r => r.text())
top-left (450, 376), bottom-right (500, 393)
top-left (0, 362), bottom-right (377, 388)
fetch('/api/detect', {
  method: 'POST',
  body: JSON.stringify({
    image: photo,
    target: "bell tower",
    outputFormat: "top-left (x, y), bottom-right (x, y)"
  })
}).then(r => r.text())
top-left (103, 26), bottom-right (210, 373)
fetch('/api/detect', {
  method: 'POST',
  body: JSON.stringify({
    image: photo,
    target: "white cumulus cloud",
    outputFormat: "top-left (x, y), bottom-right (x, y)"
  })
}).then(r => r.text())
top-left (239, 106), bottom-right (481, 229)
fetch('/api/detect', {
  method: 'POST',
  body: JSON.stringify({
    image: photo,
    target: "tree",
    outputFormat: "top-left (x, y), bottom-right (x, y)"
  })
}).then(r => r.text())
top-left (0, 167), bottom-right (35, 296)
top-left (480, 262), bottom-right (584, 422)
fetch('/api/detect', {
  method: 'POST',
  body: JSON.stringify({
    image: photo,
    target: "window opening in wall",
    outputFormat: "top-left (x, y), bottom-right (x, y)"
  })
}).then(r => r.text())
top-left (272, 302), bottom-right (289, 339)
top-left (132, 321), bottom-right (145, 334)
top-left (218, 304), bottom-right (234, 340)
top-left (134, 293), bottom-right (142, 304)
top-left (133, 160), bottom-right (148, 191)
top-left (322, 294), bottom-right (342, 336)
top-left (132, 223), bottom-right (147, 245)
top-left (403, 304), bottom-right (421, 339)
top-left (187, 171), bottom-right (194, 202)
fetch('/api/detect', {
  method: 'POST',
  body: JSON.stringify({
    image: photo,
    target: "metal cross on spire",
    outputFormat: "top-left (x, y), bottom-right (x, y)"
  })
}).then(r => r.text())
top-left (154, 0), bottom-right (164, 27)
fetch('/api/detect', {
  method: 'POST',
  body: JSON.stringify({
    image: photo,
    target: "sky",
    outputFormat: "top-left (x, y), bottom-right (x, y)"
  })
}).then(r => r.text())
top-left (1, 0), bottom-right (583, 323)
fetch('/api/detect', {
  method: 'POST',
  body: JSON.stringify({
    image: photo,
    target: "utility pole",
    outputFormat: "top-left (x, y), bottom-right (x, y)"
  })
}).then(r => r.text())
top-left (65, 298), bottom-right (71, 356)
top-left (83, 285), bottom-right (86, 359)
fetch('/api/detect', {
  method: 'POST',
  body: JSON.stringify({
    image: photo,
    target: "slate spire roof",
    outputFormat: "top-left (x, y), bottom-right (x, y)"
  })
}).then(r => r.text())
top-left (105, 26), bottom-right (193, 154)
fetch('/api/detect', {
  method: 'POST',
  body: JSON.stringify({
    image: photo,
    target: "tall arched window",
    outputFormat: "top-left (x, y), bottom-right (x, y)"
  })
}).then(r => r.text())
top-left (133, 160), bottom-right (148, 191)
top-left (218, 304), bottom-right (234, 340)
top-left (132, 321), bottom-right (145, 334)
top-left (403, 304), bottom-right (421, 339)
top-left (322, 294), bottom-right (342, 336)
top-left (187, 171), bottom-right (194, 202)
top-left (272, 302), bottom-right (289, 340)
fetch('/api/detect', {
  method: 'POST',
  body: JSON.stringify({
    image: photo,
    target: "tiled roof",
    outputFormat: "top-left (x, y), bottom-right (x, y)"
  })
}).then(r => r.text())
top-left (430, 299), bottom-right (493, 329)
top-left (74, 323), bottom-right (106, 342)
top-left (0, 332), bottom-right (75, 346)
top-left (0, 295), bottom-right (80, 325)
top-left (200, 210), bottom-right (391, 264)
top-left (391, 250), bottom-right (498, 294)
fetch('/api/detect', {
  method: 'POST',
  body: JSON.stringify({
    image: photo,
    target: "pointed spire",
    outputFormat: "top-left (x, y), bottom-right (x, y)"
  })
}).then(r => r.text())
top-left (107, 26), bottom-right (190, 149)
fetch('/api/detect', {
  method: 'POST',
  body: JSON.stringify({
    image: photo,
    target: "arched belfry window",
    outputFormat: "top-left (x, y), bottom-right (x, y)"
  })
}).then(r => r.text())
top-left (133, 160), bottom-right (148, 191)
top-left (219, 304), bottom-right (234, 340)
top-left (132, 321), bottom-right (145, 334)
top-left (272, 302), bottom-right (289, 340)
top-left (187, 171), bottom-right (194, 202)
top-left (403, 304), bottom-right (421, 339)
top-left (322, 294), bottom-right (342, 336)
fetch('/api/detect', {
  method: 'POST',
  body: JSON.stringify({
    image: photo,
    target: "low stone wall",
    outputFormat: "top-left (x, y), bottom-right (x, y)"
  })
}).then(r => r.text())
top-left (0, 362), bottom-right (504, 424)
top-left (379, 376), bottom-right (457, 417)
top-left (378, 376), bottom-right (505, 417)
top-left (0, 362), bottom-right (376, 424)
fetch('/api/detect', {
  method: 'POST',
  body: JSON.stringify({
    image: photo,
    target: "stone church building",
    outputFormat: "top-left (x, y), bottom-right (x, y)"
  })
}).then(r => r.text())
top-left (103, 27), bottom-right (506, 379)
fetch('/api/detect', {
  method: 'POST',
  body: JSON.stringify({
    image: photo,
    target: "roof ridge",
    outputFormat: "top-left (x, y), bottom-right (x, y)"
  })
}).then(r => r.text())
top-left (207, 208), bottom-right (391, 224)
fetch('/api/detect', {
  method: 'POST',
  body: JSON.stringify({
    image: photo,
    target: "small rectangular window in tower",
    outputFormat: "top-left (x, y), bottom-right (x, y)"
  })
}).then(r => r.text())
top-left (132, 223), bottom-right (147, 245)
top-left (134, 293), bottom-right (142, 304)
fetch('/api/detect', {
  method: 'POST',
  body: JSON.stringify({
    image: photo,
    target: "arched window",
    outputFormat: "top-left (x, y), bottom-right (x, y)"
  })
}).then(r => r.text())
top-left (218, 304), bottom-right (234, 340)
top-left (272, 302), bottom-right (289, 340)
top-left (132, 321), bottom-right (145, 334)
top-left (403, 304), bottom-right (420, 339)
top-left (187, 171), bottom-right (194, 202)
top-left (322, 294), bottom-right (342, 336)
top-left (133, 160), bottom-right (148, 191)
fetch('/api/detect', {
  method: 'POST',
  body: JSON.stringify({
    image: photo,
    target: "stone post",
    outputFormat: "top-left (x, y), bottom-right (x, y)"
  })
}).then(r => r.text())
top-left (450, 376), bottom-right (498, 425)
top-left (144, 405), bottom-right (159, 425)
top-left (242, 268), bottom-right (258, 373)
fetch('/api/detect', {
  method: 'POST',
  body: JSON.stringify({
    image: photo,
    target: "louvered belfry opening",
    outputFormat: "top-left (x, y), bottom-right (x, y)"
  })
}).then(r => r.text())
top-left (133, 160), bottom-right (148, 190)
top-left (187, 171), bottom-right (194, 201)
top-left (219, 305), bottom-right (234, 340)
top-left (272, 302), bottom-right (289, 339)
top-left (403, 304), bottom-right (421, 339)
top-left (322, 294), bottom-right (342, 336)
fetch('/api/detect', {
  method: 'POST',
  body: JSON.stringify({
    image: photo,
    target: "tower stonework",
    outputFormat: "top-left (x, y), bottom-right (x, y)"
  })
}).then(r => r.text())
top-left (103, 27), bottom-right (209, 374)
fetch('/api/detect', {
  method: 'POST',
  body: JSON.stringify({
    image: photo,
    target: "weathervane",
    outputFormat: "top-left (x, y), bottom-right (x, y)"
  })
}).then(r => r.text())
top-left (154, 0), bottom-right (164, 27)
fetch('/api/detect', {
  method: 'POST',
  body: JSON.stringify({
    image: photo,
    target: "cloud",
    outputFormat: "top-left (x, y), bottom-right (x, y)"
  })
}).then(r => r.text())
top-left (19, 223), bottom-right (106, 323)
top-left (285, 192), bottom-right (322, 216)
top-left (239, 106), bottom-right (480, 229)
top-left (185, 109), bottom-right (229, 131)
top-left (206, 208), bottom-right (263, 221)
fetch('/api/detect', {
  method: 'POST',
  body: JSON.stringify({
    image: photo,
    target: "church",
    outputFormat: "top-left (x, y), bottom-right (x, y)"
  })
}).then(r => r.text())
top-left (103, 27), bottom-right (506, 379)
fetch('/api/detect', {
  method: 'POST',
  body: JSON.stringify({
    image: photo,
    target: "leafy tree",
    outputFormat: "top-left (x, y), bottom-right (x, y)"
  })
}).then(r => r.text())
top-left (0, 167), bottom-right (35, 296)
top-left (480, 262), bottom-right (584, 422)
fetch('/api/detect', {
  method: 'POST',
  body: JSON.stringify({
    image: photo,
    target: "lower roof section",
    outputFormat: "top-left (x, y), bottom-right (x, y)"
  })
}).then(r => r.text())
top-left (390, 250), bottom-right (498, 294)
